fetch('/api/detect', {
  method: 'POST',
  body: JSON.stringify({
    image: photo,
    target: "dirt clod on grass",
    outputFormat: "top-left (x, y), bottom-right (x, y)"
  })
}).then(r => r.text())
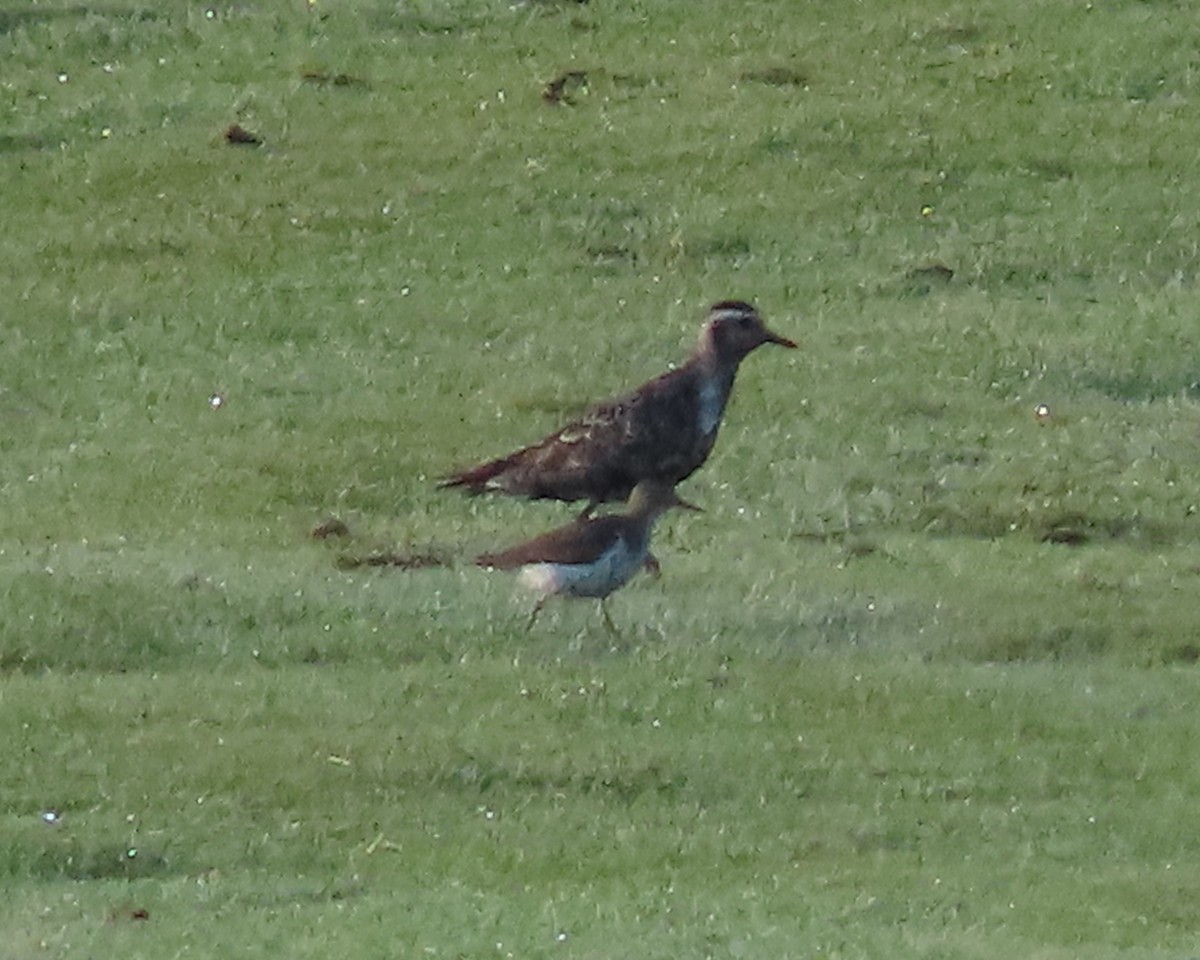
top-left (740, 65), bottom-right (809, 88)
top-left (301, 69), bottom-right (369, 88)
top-left (224, 123), bottom-right (261, 146)
top-left (907, 262), bottom-right (955, 282)
top-left (106, 905), bottom-right (150, 924)
top-left (542, 70), bottom-right (589, 104)
top-left (1041, 526), bottom-right (1090, 546)
top-left (312, 517), bottom-right (351, 540)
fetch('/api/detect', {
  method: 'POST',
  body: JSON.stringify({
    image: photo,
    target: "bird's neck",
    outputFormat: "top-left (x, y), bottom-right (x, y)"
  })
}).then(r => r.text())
top-left (690, 357), bottom-right (738, 437)
top-left (692, 342), bottom-right (743, 384)
top-left (619, 513), bottom-right (660, 553)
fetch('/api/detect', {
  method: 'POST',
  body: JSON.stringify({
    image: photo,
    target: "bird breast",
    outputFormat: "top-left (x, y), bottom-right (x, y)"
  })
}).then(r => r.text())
top-left (696, 378), bottom-right (725, 437)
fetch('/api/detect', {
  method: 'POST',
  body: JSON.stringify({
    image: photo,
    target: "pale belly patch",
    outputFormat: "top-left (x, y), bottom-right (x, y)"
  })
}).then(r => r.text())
top-left (519, 537), bottom-right (643, 600)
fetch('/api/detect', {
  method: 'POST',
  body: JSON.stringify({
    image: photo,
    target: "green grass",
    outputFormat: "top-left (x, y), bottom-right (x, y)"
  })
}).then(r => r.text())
top-left (4, 0), bottom-right (1200, 955)
top-left (8, 662), bottom-right (1200, 958)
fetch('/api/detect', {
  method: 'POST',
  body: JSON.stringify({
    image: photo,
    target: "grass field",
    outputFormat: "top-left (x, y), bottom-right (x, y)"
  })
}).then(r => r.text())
top-left (4, 0), bottom-right (1200, 956)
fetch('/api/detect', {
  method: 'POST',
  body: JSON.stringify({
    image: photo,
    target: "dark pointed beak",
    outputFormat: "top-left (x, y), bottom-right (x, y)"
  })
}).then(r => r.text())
top-left (674, 496), bottom-right (704, 513)
top-left (765, 329), bottom-right (798, 349)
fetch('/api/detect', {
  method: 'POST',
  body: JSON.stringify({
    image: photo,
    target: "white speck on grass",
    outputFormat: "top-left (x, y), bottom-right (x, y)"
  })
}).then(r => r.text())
top-left (57, 72), bottom-right (68, 83)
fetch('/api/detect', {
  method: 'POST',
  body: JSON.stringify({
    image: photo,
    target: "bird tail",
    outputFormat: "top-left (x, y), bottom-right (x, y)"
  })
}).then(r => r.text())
top-left (474, 549), bottom-right (528, 571)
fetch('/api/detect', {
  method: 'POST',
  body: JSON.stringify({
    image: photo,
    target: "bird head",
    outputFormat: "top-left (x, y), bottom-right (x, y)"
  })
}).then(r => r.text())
top-left (700, 301), bottom-right (797, 363)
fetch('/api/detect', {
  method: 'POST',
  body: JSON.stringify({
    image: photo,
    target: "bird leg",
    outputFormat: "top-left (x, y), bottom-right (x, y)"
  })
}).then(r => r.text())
top-left (598, 599), bottom-right (621, 639)
top-left (525, 597), bottom-right (547, 632)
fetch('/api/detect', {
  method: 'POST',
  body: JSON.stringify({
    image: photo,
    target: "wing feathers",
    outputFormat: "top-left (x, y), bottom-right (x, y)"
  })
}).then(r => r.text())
top-left (442, 364), bottom-right (710, 503)
top-left (475, 516), bottom-right (626, 569)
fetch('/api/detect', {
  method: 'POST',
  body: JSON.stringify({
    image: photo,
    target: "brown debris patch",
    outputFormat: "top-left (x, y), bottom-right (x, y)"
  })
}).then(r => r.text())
top-left (740, 66), bottom-right (809, 88)
top-left (224, 123), bottom-right (261, 146)
top-left (907, 262), bottom-right (954, 283)
top-left (301, 69), bottom-right (369, 89)
top-left (106, 905), bottom-right (150, 924)
top-left (543, 70), bottom-right (589, 105)
top-left (1041, 527), bottom-right (1090, 546)
top-left (312, 517), bottom-right (351, 540)
top-left (336, 550), bottom-right (451, 571)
